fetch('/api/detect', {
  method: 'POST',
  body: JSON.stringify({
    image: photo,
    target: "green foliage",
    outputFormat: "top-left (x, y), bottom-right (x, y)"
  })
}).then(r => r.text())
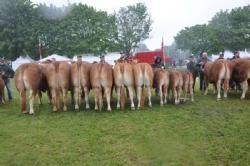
top-left (175, 5), bottom-right (250, 55)
top-left (0, 1), bottom-right (119, 59)
top-left (0, 0), bottom-right (40, 60)
top-left (210, 6), bottom-right (250, 51)
top-left (115, 3), bottom-right (152, 56)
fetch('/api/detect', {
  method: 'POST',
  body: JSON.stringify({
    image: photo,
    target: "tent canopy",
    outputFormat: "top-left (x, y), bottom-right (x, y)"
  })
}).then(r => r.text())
top-left (39, 54), bottom-right (71, 62)
top-left (12, 55), bottom-right (34, 71)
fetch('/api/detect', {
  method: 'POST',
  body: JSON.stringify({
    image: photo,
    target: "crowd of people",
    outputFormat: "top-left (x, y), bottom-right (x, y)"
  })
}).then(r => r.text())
top-left (186, 50), bottom-right (241, 91)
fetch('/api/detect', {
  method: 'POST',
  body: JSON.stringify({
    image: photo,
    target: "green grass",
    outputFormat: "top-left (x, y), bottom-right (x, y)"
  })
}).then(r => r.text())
top-left (0, 82), bottom-right (250, 165)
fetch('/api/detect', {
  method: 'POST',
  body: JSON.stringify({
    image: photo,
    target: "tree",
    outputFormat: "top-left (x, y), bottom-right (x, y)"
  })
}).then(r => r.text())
top-left (174, 24), bottom-right (217, 55)
top-left (0, 0), bottom-right (43, 60)
top-left (209, 5), bottom-right (250, 51)
top-left (51, 3), bottom-right (118, 56)
top-left (115, 3), bottom-right (152, 56)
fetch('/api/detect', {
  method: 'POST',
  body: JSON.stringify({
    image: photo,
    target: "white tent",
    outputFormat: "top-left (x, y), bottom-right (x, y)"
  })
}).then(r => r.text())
top-left (39, 54), bottom-right (71, 62)
top-left (12, 55), bottom-right (34, 71)
top-left (211, 51), bottom-right (250, 61)
top-left (72, 52), bottom-right (121, 65)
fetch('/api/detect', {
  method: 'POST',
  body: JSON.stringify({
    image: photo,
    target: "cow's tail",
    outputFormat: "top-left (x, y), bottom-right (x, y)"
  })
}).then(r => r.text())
top-left (223, 61), bottom-right (230, 94)
top-left (15, 67), bottom-right (26, 112)
top-left (120, 85), bottom-right (126, 110)
top-left (140, 86), bottom-right (145, 108)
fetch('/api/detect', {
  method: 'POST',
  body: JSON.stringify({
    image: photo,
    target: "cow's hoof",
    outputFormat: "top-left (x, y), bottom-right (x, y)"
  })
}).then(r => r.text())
top-left (23, 111), bottom-right (29, 114)
top-left (29, 112), bottom-right (34, 115)
top-left (131, 107), bottom-right (135, 110)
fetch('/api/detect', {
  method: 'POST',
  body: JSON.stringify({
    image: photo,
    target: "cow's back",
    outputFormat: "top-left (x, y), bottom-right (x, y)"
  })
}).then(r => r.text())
top-left (15, 63), bottom-right (44, 92)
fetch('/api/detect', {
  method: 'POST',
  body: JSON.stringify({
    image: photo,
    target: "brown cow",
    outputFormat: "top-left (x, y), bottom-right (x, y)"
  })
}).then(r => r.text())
top-left (0, 75), bottom-right (4, 104)
top-left (203, 59), bottom-right (230, 100)
top-left (90, 63), bottom-right (113, 111)
top-left (113, 60), bottom-right (135, 110)
top-left (132, 62), bottom-right (154, 108)
top-left (229, 58), bottom-right (250, 99)
top-left (15, 63), bottom-right (48, 114)
top-left (40, 61), bottom-right (70, 112)
top-left (70, 61), bottom-right (91, 110)
top-left (153, 68), bottom-right (169, 106)
top-left (169, 70), bottom-right (183, 104)
top-left (180, 70), bottom-right (194, 102)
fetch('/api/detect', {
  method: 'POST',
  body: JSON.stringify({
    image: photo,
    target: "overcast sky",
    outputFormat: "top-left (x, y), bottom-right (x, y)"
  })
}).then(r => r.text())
top-left (31, 0), bottom-right (249, 50)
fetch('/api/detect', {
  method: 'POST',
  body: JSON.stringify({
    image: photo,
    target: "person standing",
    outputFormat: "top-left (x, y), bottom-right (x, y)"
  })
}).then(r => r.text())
top-left (198, 51), bottom-right (209, 91)
top-left (100, 55), bottom-right (106, 64)
top-left (1, 60), bottom-right (13, 101)
top-left (187, 55), bottom-right (198, 89)
top-left (218, 52), bottom-right (224, 60)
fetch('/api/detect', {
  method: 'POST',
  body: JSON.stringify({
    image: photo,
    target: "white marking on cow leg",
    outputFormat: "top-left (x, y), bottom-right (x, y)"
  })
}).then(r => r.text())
top-left (159, 86), bottom-right (163, 106)
top-left (190, 84), bottom-right (194, 102)
top-left (29, 90), bottom-right (34, 115)
top-left (128, 86), bottom-right (135, 110)
top-left (74, 87), bottom-right (79, 110)
top-left (51, 89), bottom-right (57, 112)
top-left (176, 86), bottom-right (182, 104)
top-left (163, 86), bottom-right (168, 104)
top-left (147, 86), bottom-right (152, 107)
top-left (94, 88), bottom-right (99, 110)
top-left (217, 80), bottom-right (222, 100)
top-left (84, 87), bottom-right (90, 110)
top-left (105, 88), bottom-right (112, 112)
top-left (137, 86), bottom-right (142, 109)
top-left (240, 80), bottom-right (248, 100)
top-left (173, 88), bottom-right (178, 105)
top-left (116, 87), bottom-right (121, 109)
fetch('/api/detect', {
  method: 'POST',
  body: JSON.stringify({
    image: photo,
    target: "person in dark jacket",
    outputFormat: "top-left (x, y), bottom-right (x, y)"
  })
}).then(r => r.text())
top-left (198, 51), bottom-right (209, 91)
top-left (154, 55), bottom-right (163, 68)
top-left (187, 55), bottom-right (198, 89)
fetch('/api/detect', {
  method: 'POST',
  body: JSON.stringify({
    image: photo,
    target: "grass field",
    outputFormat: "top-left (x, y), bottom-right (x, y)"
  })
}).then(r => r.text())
top-left (0, 82), bottom-right (250, 165)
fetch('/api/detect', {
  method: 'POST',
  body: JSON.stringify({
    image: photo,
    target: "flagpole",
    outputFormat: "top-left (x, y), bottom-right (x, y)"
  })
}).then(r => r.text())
top-left (162, 37), bottom-right (165, 66)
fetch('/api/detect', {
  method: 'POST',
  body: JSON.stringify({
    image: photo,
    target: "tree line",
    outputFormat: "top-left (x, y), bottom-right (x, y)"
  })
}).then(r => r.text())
top-left (174, 5), bottom-right (250, 56)
top-left (0, 0), bottom-right (152, 60)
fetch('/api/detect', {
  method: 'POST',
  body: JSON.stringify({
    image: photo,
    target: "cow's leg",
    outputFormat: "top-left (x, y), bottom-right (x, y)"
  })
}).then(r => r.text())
top-left (116, 86), bottom-right (121, 109)
top-left (62, 89), bottom-right (68, 111)
top-left (29, 89), bottom-right (35, 115)
top-left (177, 86), bottom-right (182, 104)
top-left (223, 79), bottom-right (229, 99)
top-left (83, 87), bottom-right (90, 110)
top-left (163, 85), bottom-right (168, 104)
top-left (20, 91), bottom-right (27, 113)
top-left (98, 88), bottom-right (103, 111)
top-left (105, 87), bottom-right (112, 112)
top-left (147, 85), bottom-right (152, 107)
top-left (189, 83), bottom-right (194, 102)
top-left (74, 87), bottom-right (80, 110)
top-left (240, 80), bottom-right (248, 100)
top-left (217, 79), bottom-right (222, 100)
top-left (38, 91), bottom-right (42, 105)
top-left (94, 88), bottom-right (99, 111)
top-left (127, 86), bottom-right (135, 110)
top-left (51, 89), bottom-right (57, 112)
top-left (213, 83), bottom-right (217, 94)
top-left (183, 83), bottom-right (188, 102)
top-left (173, 87), bottom-right (178, 105)
top-left (204, 78), bottom-right (208, 95)
top-left (159, 85), bottom-right (163, 106)
top-left (136, 86), bottom-right (142, 109)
